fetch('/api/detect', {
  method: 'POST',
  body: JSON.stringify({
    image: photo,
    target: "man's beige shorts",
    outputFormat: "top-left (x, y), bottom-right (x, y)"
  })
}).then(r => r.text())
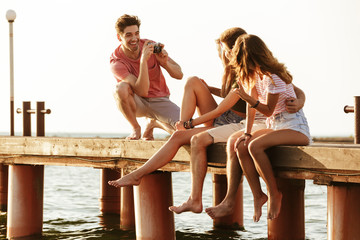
top-left (114, 91), bottom-right (179, 128)
top-left (207, 119), bottom-right (267, 143)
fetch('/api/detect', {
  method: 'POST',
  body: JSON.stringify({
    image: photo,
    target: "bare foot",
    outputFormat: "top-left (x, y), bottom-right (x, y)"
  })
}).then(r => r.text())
top-left (168, 197), bottom-right (202, 214)
top-left (267, 191), bottom-right (283, 220)
top-left (108, 173), bottom-right (141, 188)
top-left (205, 202), bottom-right (234, 219)
top-left (142, 118), bottom-right (155, 140)
top-left (126, 127), bottom-right (141, 140)
top-left (253, 193), bottom-right (268, 222)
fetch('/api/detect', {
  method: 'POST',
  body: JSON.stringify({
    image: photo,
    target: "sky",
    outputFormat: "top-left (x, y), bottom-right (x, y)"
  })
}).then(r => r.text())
top-left (0, 0), bottom-right (360, 138)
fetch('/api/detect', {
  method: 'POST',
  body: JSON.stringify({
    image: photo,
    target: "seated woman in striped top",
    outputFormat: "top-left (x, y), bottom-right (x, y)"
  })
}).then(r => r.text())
top-left (228, 34), bottom-right (311, 221)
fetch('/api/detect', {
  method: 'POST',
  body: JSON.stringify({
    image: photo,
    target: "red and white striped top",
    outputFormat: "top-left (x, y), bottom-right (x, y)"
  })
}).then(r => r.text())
top-left (255, 74), bottom-right (295, 117)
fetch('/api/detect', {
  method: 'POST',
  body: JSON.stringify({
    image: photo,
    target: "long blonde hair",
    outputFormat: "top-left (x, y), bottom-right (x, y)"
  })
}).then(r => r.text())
top-left (216, 27), bottom-right (247, 97)
top-left (231, 34), bottom-right (292, 89)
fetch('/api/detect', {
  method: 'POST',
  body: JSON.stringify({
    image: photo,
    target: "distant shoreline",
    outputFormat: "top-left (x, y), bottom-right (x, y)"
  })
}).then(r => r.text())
top-left (0, 131), bottom-right (355, 143)
top-left (312, 136), bottom-right (354, 143)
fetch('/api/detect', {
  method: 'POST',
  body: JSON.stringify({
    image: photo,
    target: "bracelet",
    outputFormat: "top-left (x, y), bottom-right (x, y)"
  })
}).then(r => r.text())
top-left (244, 133), bottom-right (252, 137)
top-left (189, 118), bottom-right (194, 128)
top-left (251, 100), bottom-right (260, 108)
top-left (183, 118), bottom-right (194, 129)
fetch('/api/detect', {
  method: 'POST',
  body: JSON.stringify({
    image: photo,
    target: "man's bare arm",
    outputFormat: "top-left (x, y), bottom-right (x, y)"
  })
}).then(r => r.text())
top-left (286, 85), bottom-right (306, 113)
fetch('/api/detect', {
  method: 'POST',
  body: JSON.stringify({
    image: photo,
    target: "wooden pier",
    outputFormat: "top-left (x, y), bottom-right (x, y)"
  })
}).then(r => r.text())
top-left (0, 136), bottom-right (360, 239)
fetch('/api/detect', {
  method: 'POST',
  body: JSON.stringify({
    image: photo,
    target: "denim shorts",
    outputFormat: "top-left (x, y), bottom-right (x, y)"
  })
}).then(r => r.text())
top-left (213, 110), bottom-right (244, 127)
top-left (269, 109), bottom-right (311, 142)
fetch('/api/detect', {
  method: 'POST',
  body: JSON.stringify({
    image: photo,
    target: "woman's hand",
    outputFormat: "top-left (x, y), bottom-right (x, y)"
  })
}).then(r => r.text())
top-left (234, 82), bottom-right (247, 99)
top-left (234, 133), bottom-right (252, 150)
top-left (175, 121), bottom-right (186, 131)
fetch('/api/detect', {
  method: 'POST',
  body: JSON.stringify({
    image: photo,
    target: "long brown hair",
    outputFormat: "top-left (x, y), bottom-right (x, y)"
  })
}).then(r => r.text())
top-left (232, 34), bottom-right (292, 89)
top-left (216, 27), bottom-right (247, 97)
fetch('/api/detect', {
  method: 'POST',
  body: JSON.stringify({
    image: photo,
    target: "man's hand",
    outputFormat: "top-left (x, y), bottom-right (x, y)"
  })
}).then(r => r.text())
top-left (285, 97), bottom-right (304, 113)
top-left (141, 40), bottom-right (155, 63)
top-left (155, 45), bottom-right (169, 67)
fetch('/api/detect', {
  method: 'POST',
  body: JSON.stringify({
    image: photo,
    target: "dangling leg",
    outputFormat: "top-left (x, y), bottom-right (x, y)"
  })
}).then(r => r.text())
top-left (205, 130), bottom-right (245, 218)
top-left (169, 131), bottom-right (214, 213)
top-left (108, 127), bottom-right (210, 187)
top-left (248, 129), bottom-right (309, 220)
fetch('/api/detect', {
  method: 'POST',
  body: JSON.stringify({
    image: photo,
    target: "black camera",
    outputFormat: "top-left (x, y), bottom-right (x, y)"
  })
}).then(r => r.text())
top-left (148, 42), bottom-right (163, 53)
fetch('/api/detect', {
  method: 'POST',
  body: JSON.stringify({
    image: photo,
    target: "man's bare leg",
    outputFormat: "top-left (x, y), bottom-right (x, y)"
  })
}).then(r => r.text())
top-left (169, 131), bottom-right (213, 214)
top-left (205, 131), bottom-right (245, 219)
top-left (114, 82), bottom-right (142, 140)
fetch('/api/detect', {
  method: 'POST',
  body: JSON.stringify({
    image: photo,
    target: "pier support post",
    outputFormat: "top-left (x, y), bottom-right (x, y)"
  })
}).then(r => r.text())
top-left (212, 174), bottom-right (244, 229)
top-left (120, 168), bottom-right (135, 230)
top-left (7, 165), bottom-right (44, 239)
top-left (100, 169), bottom-right (121, 215)
top-left (7, 101), bottom-right (46, 239)
top-left (268, 178), bottom-right (305, 240)
top-left (327, 183), bottom-right (360, 240)
top-left (0, 165), bottom-right (8, 212)
top-left (134, 171), bottom-right (175, 240)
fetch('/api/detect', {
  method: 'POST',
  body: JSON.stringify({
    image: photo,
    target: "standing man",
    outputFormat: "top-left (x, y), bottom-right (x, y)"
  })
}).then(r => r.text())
top-left (110, 14), bottom-right (183, 140)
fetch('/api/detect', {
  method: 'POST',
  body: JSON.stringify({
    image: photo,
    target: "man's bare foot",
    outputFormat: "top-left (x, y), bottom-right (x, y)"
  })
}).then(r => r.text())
top-left (205, 202), bottom-right (234, 219)
top-left (168, 197), bottom-right (202, 214)
top-left (253, 193), bottom-right (268, 222)
top-left (142, 118), bottom-right (155, 140)
top-left (126, 127), bottom-right (141, 140)
top-left (108, 173), bottom-right (141, 188)
top-left (267, 191), bottom-right (283, 220)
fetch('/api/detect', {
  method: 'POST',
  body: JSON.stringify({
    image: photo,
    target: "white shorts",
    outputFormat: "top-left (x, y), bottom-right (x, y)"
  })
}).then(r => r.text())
top-left (207, 119), bottom-right (267, 143)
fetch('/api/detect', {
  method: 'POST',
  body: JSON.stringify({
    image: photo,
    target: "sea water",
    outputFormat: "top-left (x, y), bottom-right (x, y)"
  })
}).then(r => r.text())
top-left (0, 133), bottom-right (328, 239)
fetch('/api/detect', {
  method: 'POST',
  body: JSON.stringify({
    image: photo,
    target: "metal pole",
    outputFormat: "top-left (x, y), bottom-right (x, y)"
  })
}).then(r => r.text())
top-left (354, 96), bottom-right (360, 144)
top-left (6, 10), bottom-right (16, 136)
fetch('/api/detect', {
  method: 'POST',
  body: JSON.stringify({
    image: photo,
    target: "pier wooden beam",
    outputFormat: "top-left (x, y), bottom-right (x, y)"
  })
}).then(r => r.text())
top-left (0, 137), bottom-right (360, 184)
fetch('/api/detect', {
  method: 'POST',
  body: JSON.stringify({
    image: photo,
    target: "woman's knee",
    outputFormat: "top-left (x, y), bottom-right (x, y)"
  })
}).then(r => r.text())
top-left (247, 140), bottom-right (264, 159)
top-left (236, 142), bottom-right (249, 159)
top-left (184, 76), bottom-right (203, 90)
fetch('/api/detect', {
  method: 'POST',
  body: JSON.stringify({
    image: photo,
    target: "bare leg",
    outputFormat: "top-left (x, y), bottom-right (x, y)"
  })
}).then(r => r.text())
top-left (180, 76), bottom-right (218, 127)
top-left (108, 127), bottom-right (210, 187)
top-left (142, 118), bottom-right (155, 140)
top-left (114, 82), bottom-right (141, 140)
top-left (169, 131), bottom-right (214, 214)
top-left (142, 118), bottom-right (176, 140)
top-left (205, 130), bottom-right (245, 219)
top-left (248, 129), bottom-right (309, 220)
top-left (236, 130), bottom-right (269, 222)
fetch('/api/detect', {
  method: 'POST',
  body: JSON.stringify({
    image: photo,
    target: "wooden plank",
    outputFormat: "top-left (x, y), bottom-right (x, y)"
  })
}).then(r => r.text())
top-left (266, 143), bottom-right (360, 171)
top-left (0, 136), bottom-right (191, 161)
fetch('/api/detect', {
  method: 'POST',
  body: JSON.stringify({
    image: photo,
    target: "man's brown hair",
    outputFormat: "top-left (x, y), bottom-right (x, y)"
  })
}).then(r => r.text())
top-left (115, 14), bottom-right (141, 35)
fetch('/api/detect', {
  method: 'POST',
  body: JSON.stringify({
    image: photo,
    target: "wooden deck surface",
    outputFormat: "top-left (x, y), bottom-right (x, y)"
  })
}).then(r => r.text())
top-left (0, 136), bottom-right (359, 183)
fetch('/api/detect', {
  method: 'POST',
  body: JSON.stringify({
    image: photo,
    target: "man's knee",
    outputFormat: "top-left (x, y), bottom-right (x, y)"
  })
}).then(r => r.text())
top-left (116, 82), bottom-right (134, 100)
top-left (191, 132), bottom-right (213, 149)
